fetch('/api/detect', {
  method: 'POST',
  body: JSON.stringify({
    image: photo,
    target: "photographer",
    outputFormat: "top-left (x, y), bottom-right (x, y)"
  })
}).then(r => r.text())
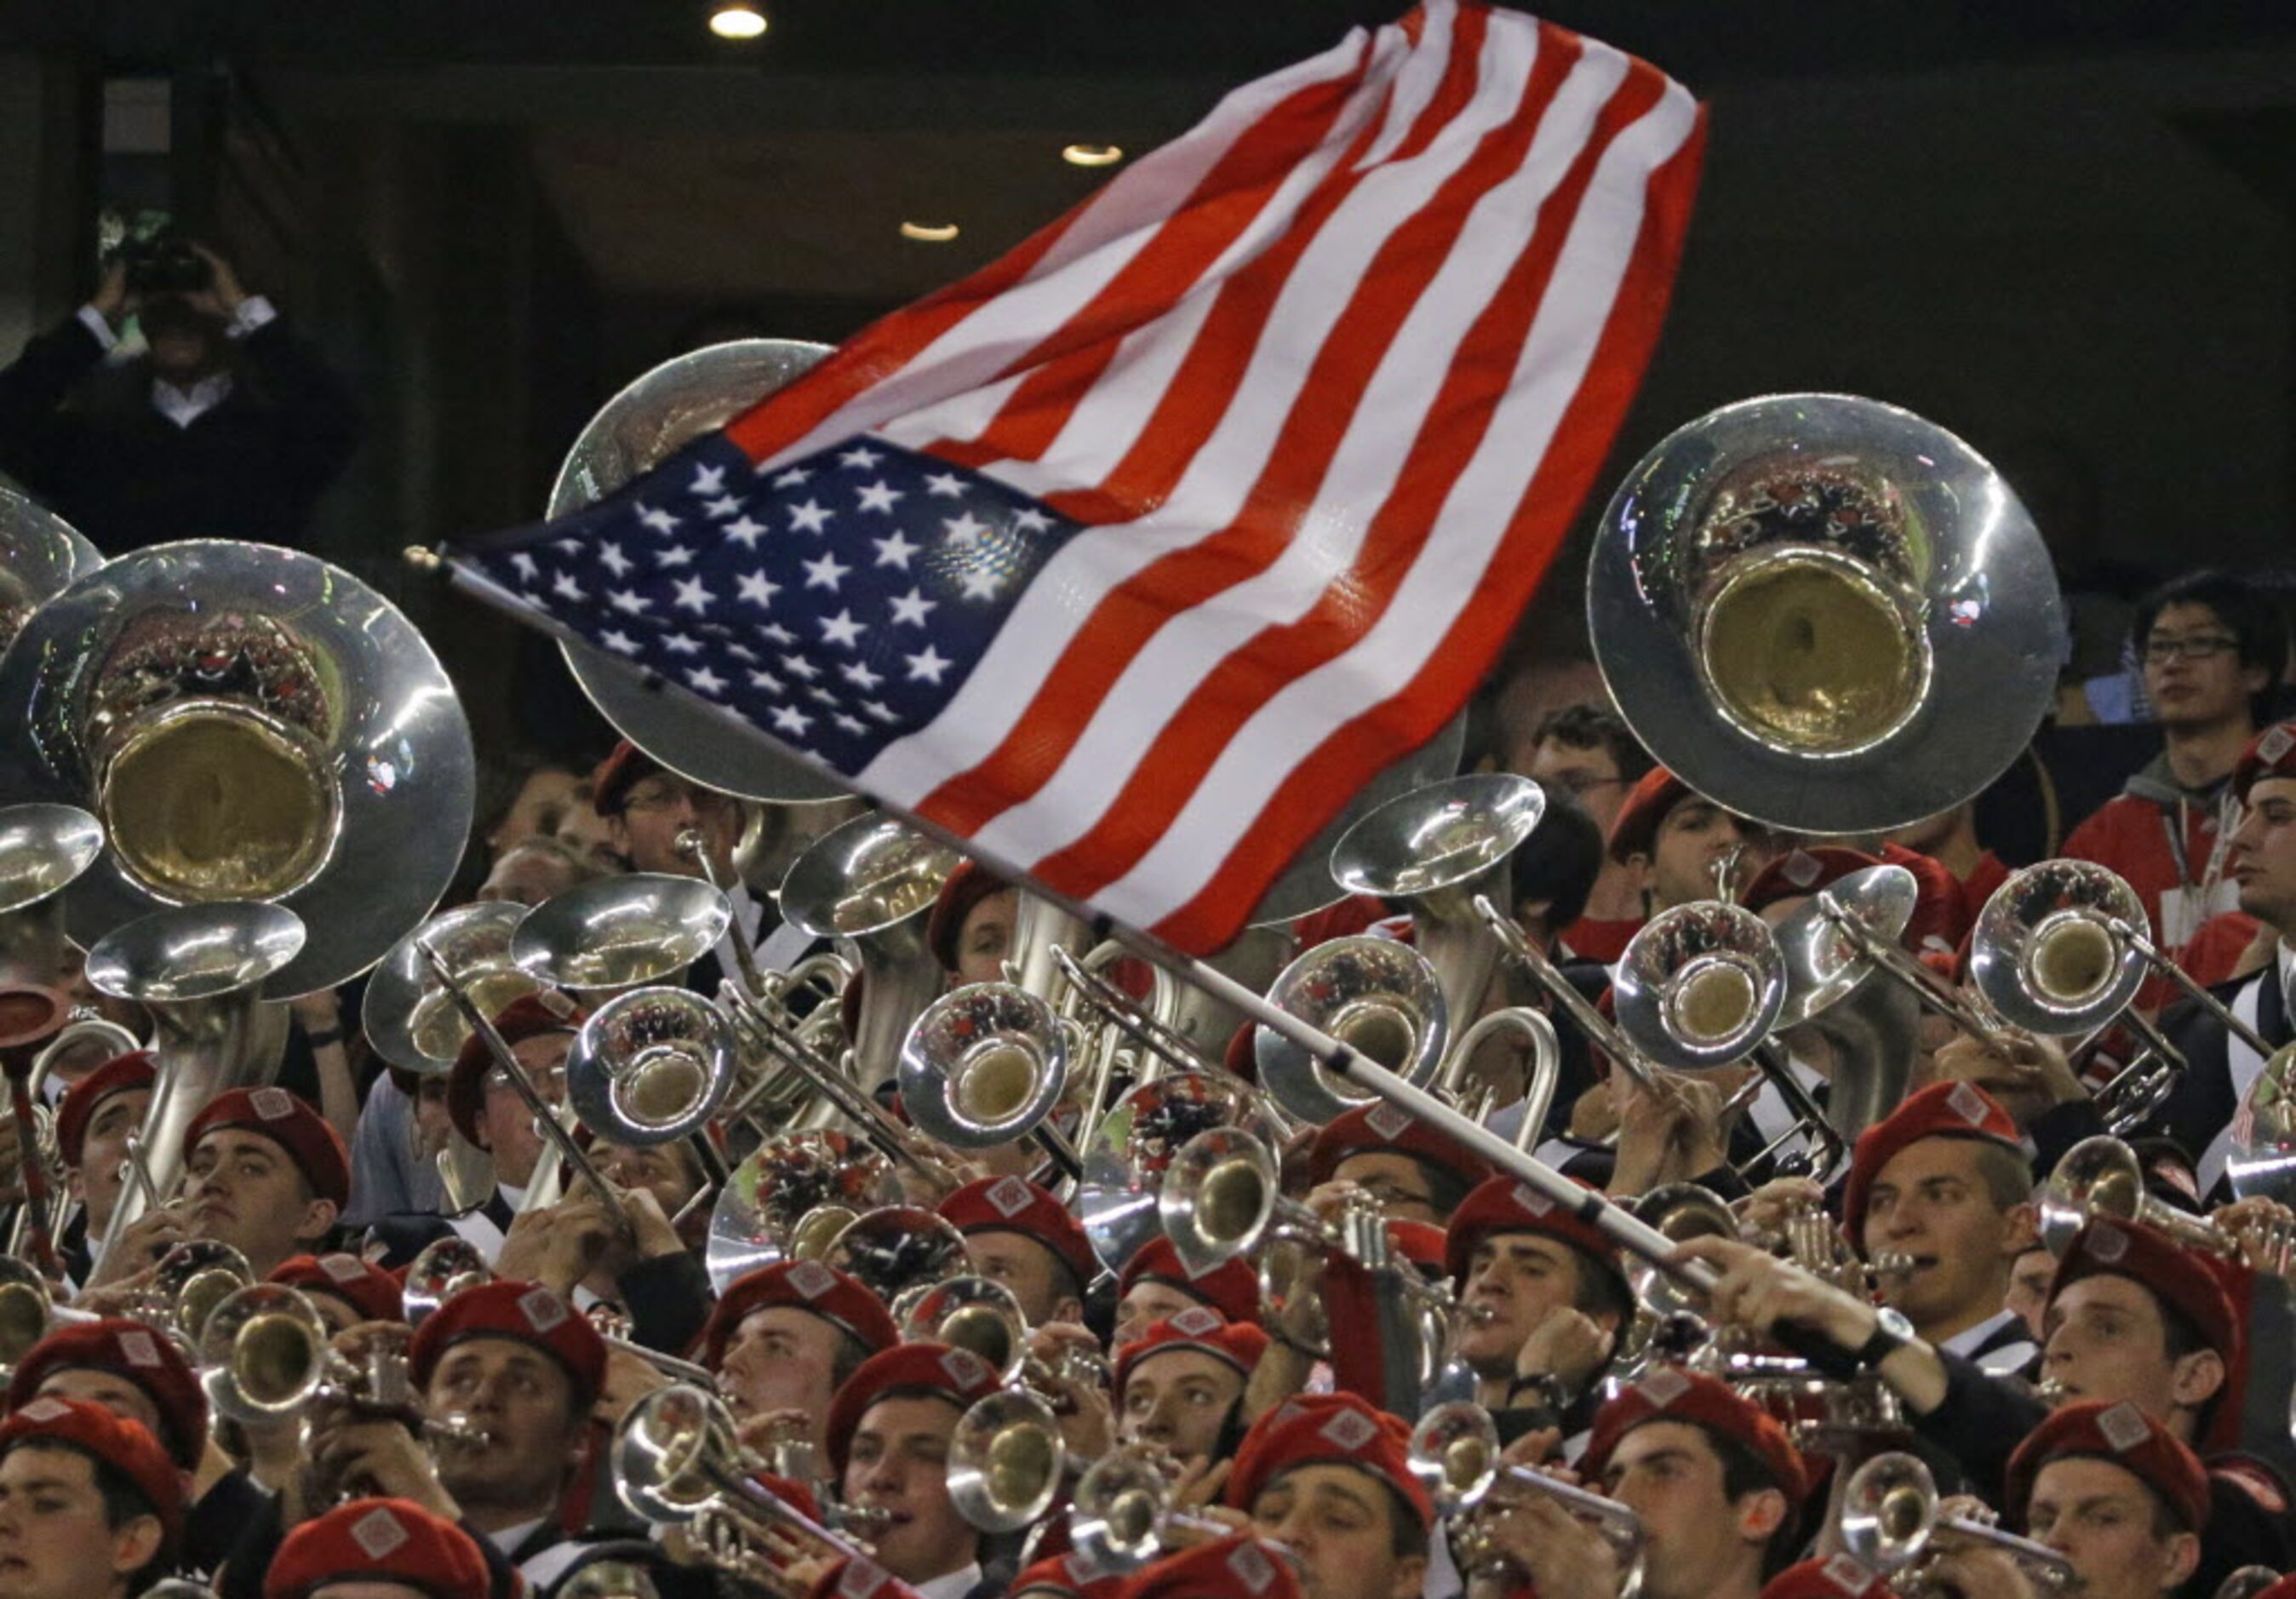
top-left (0, 234), bottom-right (359, 554)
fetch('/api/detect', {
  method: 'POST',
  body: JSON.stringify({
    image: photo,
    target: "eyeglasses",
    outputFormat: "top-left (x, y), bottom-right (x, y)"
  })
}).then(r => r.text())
top-left (1549, 772), bottom-right (1626, 799)
top-left (2141, 633), bottom-right (2240, 664)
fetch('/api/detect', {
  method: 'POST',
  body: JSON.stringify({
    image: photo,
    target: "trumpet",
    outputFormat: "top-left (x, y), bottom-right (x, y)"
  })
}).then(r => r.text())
top-left (1254, 936), bottom-right (1450, 1127)
top-left (1408, 1401), bottom-right (1643, 1587)
top-left (1068, 1449), bottom-right (1231, 1574)
top-left (568, 984), bottom-right (736, 1191)
top-left (895, 1275), bottom-right (1114, 1405)
top-left (398, 1235), bottom-right (718, 1386)
top-left (0, 1257), bottom-right (98, 1377)
top-left (198, 1281), bottom-right (483, 1452)
top-left (899, 982), bottom-right (1083, 1180)
top-left (1838, 1452), bottom-right (2075, 1592)
top-left (1074, 1069), bottom-right (1288, 1278)
top-left (2037, 1136), bottom-right (2238, 1260)
top-left (948, 1389), bottom-right (1068, 1533)
top-left (146, 1239), bottom-right (256, 1347)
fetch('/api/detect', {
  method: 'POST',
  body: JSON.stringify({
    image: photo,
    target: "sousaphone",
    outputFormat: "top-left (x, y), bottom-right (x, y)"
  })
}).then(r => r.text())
top-left (0, 487), bottom-right (101, 658)
top-left (0, 541), bottom-right (477, 995)
top-left (1588, 394), bottom-right (2061, 834)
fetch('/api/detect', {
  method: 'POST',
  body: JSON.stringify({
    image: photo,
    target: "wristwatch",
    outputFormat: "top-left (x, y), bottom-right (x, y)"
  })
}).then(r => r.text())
top-left (1853, 1306), bottom-right (1915, 1370)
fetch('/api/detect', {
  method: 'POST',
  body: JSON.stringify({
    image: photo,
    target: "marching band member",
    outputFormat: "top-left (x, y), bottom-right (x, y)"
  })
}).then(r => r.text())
top-left (2005, 1401), bottom-right (2209, 1599)
top-left (179, 1087), bottom-right (350, 1281)
top-left (589, 743), bottom-right (763, 998)
top-left (823, 1343), bottom-right (1005, 1599)
top-left (1223, 1393), bottom-right (1432, 1599)
top-left (1838, 1082), bottom-right (2041, 1373)
top-left (1524, 704), bottom-right (1655, 964)
top-left (936, 1178), bottom-right (1096, 1331)
top-left (1605, 768), bottom-right (1777, 920)
top-left (701, 1259), bottom-right (902, 1465)
top-left (0, 1398), bottom-right (184, 1599)
top-left (926, 863), bottom-right (1019, 992)
top-left (368, 994), bottom-right (582, 1269)
top-left (1119, 1534), bottom-right (1304, 1599)
top-left (1441, 1178), bottom-right (1630, 1432)
top-left (50, 1052), bottom-right (154, 1288)
top-left (1112, 1308), bottom-right (1267, 1468)
top-left (1303, 1106), bottom-right (1491, 1230)
top-left (2156, 719), bottom-right (2296, 1194)
top-left (267, 1252), bottom-right (406, 1334)
top-left (1113, 1238), bottom-right (1261, 1347)
top-left (265, 1498), bottom-right (498, 1599)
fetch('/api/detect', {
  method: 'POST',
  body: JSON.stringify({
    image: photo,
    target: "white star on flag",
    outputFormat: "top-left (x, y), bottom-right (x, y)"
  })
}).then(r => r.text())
top-left (802, 551), bottom-right (850, 590)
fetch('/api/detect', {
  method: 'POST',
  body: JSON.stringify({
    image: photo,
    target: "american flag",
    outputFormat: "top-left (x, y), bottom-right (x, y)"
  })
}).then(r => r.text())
top-left (449, 0), bottom-right (1704, 954)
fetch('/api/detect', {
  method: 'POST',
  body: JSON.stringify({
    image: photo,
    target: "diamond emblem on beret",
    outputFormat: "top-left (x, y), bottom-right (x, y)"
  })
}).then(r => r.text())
top-left (1228, 1540), bottom-right (1278, 1593)
top-left (1366, 1104), bottom-right (1411, 1141)
top-left (320, 1253), bottom-right (364, 1281)
top-left (1319, 1408), bottom-right (1378, 1452)
top-left (2097, 1401), bottom-right (2150, 1453)
top-left (1822, 1555), bottom-right (1875, 1594)
top-left (985, 1176), bottom-right (1035, 1218)
top-left (837, 1557), bottom-right (892, 1598)
top-left (351, 1505), bottom-right (411, 1559)
top-left (1510, 1183), bottom-right (1554, 1217)
top-left (1783, 850), bottom-right (1822, 887)
top-left (2259, 725), bottom-right (2293, 765)
top-left (941, 1348), bottom-right (989, 1389)
top-left (1170, 1306), bottom-right (1222, 1337)
top-left (1946, 1082), bottom-right (1989, 1126)
top-left (787, 1260), bottom-right (838, 1299)
top-left (19, 1397), bottom-right (68, 1422)
top-left (1636, 1367), bottom-right (1692, 1407)
top-left (251, 1086), bottom-right (295, 1120)
top-left (518, 1287), bottom-right (570, 1332)
top-left (2087, 1223), bottom-right (2128, 1264)
top-left (116, 1330), bottom-right (163, 1368)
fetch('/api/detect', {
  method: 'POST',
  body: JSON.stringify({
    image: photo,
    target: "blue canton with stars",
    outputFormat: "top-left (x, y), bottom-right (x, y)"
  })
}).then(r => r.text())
top-left (462, 433), bottom-right (1083, 773)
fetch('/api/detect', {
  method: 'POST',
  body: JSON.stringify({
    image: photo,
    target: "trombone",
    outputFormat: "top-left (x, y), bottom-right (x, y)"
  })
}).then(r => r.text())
top-left (1838, 1452), bottom-right (2075, 1592)
top-left (897, 982), bottom-right (1083, 1180)
top-left (1408, 1401), bottom-right (1643, 1591)
top-left (567, 985), bottom-right (736, 1192)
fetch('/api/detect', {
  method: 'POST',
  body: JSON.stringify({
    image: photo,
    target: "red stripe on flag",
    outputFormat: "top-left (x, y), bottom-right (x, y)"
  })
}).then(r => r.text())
top-left (724, 43), bottom-right (1376, 469)
top-left (1035, 31), bottom-right (1658, 903)
top-left (916, 10), bottom-right (1502, 836)
top-left (1149, 94), bottom-right (1709, 951)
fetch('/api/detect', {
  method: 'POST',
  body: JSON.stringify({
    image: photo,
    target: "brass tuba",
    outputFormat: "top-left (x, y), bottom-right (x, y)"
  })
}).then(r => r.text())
top-left (0, 485), bottom-right (101, 658)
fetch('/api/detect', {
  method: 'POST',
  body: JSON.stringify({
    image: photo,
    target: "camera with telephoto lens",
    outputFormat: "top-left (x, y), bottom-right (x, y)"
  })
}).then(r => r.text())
top-left (115, 231), bottom-right (211, 297)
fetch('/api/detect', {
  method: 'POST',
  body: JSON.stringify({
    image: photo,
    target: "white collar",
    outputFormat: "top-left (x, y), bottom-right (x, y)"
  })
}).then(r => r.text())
top-left (1938, 1307), bottom-right (2022, 1359)
top-left (913, 1565), bottom-right (983, 1599)
top-left (484, 1516), bottom-right (550, 1556)
top-left (151, 370), bottom-right (232, 427)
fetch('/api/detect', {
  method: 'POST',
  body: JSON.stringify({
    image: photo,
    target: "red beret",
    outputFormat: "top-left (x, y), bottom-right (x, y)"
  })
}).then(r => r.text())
top-left (2233, 721), bottom-right (2296, 802)
top-left (1583, 1367), bottom-right (1808, 1509)
top-left (1762, 1556), bottom-right (1892, 1599)
top-left (939, 1176), bottom-right (1098, 1294)
top-left (5, 1317), bottom-right (206, 1470)
top-left (2005, 1400), bottom-right (2209, 1535)
top-left (269, 1252), bottom-right (405, 1326)
top-left (924, 861), bottom-right (1011, 974)
top-left (1741, 847), bottom-right (1884, 918)
top-left (266, 1497), bottom-right (490, 1599)
top-left (1841, 1081), bottom-right (2021, 1252)
top-left (1012, 1550), bottom-right (1126, 1599)
top-left (1306, 1102), bottom-right (1493, 1192)
top-left (185, 1086), bottom-right (349, 1210)
top-left (1445, 1176), bottom-right (1626, 1298)
top-left (1607, 767), bottom-right (1693, 863)
top-left (407, 1280), bottom-right (606, 1411)
top-left (1118, 1237), bottom-right (1260, 1327)
top-left (588, 739), bottom-right (661, 817)
top-left (2048, 1219), bottom-right (2240, 1367)
top-left (1387, 1219), bottom-right (1446, 1275)
top-left (447, 992), bottom-right (585, 1149)
top-left (1117, 1535), bottom-right (1303, 1599)
top-left (699, 1260), bottom-right (900, 1370)
top-left (0, 1397), bottom-right (184, 1555)
top-left (1114, 1307), bottom-right (1270, 1397)
top-left (1224, 1392), bottom-right (1431, 1532)
top-left (54, 1051), bottom-right (155, 1170)
top-left (825, 1342), bottom-right (1000, 1479)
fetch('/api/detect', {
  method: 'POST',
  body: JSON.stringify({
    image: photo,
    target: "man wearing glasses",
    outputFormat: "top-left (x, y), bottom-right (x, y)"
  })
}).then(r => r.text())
top-left (2064, 570), bottom-right (2286, 977)
top-left (588, 739), bottom-right (767, 1000)
top-left (1523, 703), bottom-right (1656, 962)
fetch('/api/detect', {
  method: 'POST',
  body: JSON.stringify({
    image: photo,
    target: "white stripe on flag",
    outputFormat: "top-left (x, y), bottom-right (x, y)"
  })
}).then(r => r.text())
top-left (1098, 76), bottom-right (1701, 927)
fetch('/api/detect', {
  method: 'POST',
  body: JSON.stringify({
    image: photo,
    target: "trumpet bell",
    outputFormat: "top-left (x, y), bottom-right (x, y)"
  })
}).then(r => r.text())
top-left (152, 1240), bottom-right (255, 1344)
top-left (1256, 936), bottom-right (1448, 1126)
top-left (85, 902), bottom-right (306, 1006)
top-left (571, 986), bottom-right (735, 1146)
top-left (1626, 1183), bottom-right (1739, 1318)
top-left (1075, 1071), bottom-right (1286, 1275)
top-left (198, 1282), bottom-right (329, 1421)
top-left (0, 541), bottom-right (476, 995)
top-left (612, 1382), bottom-right (730, 1525)
top-left (703, 1130), bottom-right (899, 1296)
top-left (1838, 1452), bottom-right (1938, 1573)
top-left (2036, 1136), bottom-right (2146, 1256)
top-left (547, 339), bottom-right (846, 805)
top-left (1157, 1126), bottom-right (1280, 1276)
top-left (900, 983), bottom-right (1068, 1149)
top-left (1613, 903), bottom-right (1787, 1070)
top-left (948, 1390), bottom-right (1067, 1533)
top-left (1969, 862), bottom-right (2148, 1037)
top-left (896, 1275), bottom-right (1029, 1383)
top-left (1589, 394), bottom-right (2060, 834)
top-left (824, 1206), bottom-right (969, 1305)
top-left (511, 874), bottom-right (730, 994)
top-left (0, 486), bottom-right (101, 657)
top-left (363, 902), bottom-right (538, 1075)
top-left (402, 1235), bottom-right (495, 1326)
top-left (1407, 1401), bottom-right (1503, 1515)
top-left (0, 1258), bottom-right (54, 1373)
top-left (1071, 1453), bottom-right (1177, 1573)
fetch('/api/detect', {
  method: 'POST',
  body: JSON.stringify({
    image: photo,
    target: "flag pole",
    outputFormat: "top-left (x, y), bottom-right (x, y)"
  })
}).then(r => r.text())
top-left (404, 542), bottom-right (1723, 1298)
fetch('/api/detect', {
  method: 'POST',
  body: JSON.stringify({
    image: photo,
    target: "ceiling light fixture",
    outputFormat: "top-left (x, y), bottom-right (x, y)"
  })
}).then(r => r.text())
top-left (900, 221), bottom-right (960, 243)
top-left (1062, 142), bottom-right (1124, 168)
top-left (708, 4), bottom-right (768, 40)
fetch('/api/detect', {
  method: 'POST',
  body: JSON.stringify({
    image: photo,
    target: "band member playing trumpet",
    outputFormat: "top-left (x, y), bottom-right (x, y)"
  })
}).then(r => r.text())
top-left (50, 1052), bottom-right (153, 1288)
top-left (1443, 1178), bottom-right (1632, 1424)
top-left (936, 1178), bottom-right (1094, 1330)
top-left (2006, 1401), bottom-right (2208, 1599)
top-left (588, 745), bottom-right (764, 999)
top-left (824, 1344), bottom-right (1005, 1599)
top-left (700, 1260), bottom-right (900, 1468)
top-left (1607, 768), bottom-right (1777, 920)
top-left (0, 1398), bottom-right (183, 1599)
top-left (1304, 1106), bottom-right (1491, 1230)
top-left (1222, 1393), bottom-right (1432, 1599)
